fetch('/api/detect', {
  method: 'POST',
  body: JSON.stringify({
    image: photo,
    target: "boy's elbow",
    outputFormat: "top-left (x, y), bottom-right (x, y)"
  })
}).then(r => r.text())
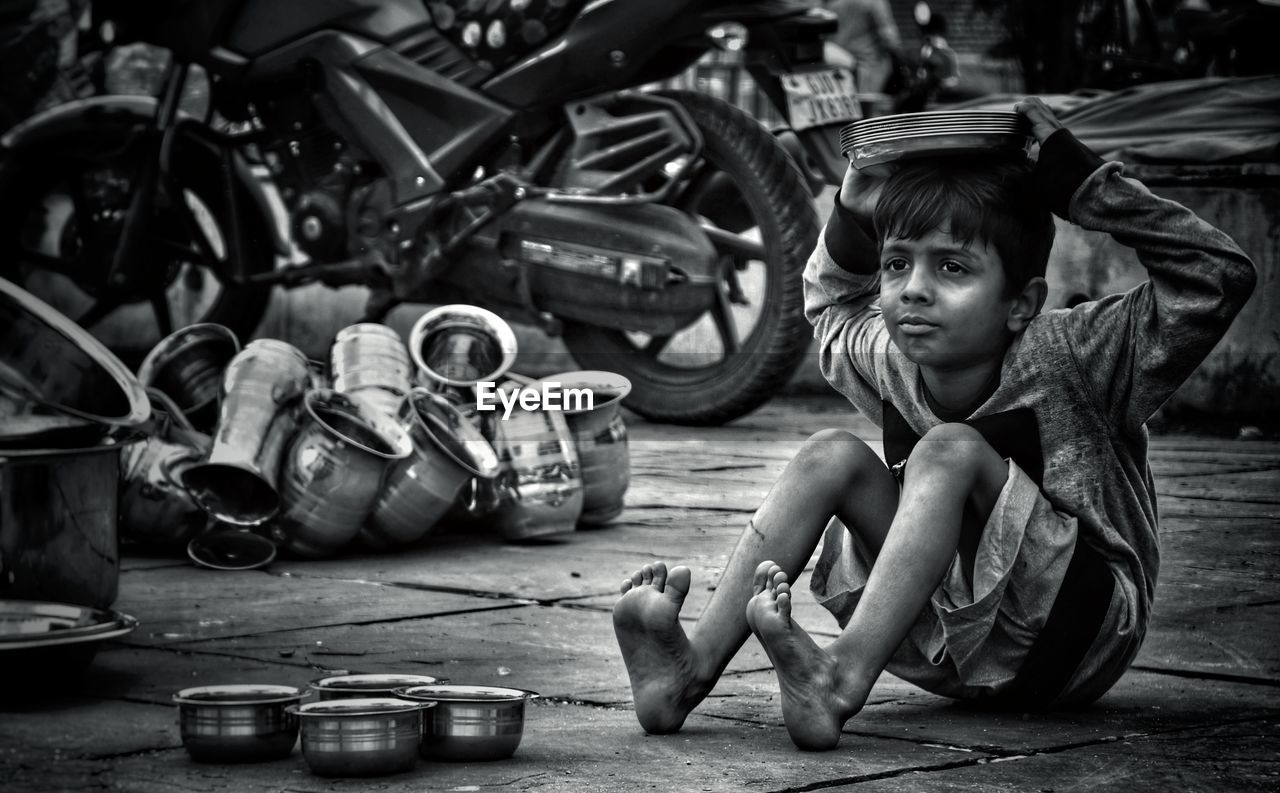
top-left (1224, 251), bottom-right (1258, 311)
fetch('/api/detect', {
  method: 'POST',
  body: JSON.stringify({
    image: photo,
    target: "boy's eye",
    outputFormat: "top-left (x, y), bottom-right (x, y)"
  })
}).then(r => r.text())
top-left (882, 257), bottom-right (908, 272)
top-left (940, 260), bottom-right (967, 274)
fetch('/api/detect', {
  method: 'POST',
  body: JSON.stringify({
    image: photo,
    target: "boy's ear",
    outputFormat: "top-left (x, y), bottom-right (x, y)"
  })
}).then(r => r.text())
top-left (1007, 276), bottom-right (1048, 332)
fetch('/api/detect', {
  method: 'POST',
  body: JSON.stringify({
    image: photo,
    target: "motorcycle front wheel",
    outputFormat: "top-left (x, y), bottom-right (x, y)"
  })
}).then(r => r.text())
top-left (0, 130), bottom-right (274, 365)
top-left (561, 90), bottom-right (820, 426)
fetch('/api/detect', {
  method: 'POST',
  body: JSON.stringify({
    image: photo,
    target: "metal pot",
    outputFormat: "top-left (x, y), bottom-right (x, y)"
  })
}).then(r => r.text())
top-left (541, 370), bottom-right (632, 526)
top-left (363, 389), bottom-right (500, 550)
top-left (395, 684), bottom-right (538, 762)
top-left (409, 305), bottom-right (518, 406)
top-left (0, 439), bottom-right (132, 609)
top-left (174, 684), bottom-right (306, 763)
top-left (182, 339), bottom-right (312, 526)
top-left (488, 385), bottom-right (583, 542)
top-left (270, 389), bottom-right (412, 558)
top-left (291, 698), bottom-right (431, 777)
top-left (136, 323), bottom-right (240, 433)
top-left (330, 323), bottom-right (412, 418)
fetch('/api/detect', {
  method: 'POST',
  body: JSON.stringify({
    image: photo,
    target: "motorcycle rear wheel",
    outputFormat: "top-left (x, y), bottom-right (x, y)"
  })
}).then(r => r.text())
top-left (0, 132), bottom-right (273, 366)
top-left (561, 90), bottom-right (820, 426)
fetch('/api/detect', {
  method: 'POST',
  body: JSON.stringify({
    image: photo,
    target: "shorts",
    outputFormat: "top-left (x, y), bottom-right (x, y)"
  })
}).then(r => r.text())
top-left (810, 460), bottom-right (1090, 701)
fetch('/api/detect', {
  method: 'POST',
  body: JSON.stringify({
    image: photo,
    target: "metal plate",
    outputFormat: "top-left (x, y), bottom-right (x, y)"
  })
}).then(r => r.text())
top-left (842, 125), bottom-right (1026, 149)
top-left (0, 601), bottom-right (137, 649)
top-left (842, 110), bottom-right (1022, 128)
top-left (849, 132), bottom-right (1035, 169)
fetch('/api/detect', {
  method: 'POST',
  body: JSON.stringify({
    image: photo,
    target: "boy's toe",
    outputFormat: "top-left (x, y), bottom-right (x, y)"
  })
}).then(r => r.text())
top-left (652, 562), bottom-right (668, 592)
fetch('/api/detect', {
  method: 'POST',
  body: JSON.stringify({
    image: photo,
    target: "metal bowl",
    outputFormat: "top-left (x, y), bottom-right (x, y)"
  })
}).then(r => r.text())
top-left (394, 684), bottom-right (538, 762)
top-left (0, 276), bottom-right (148, 433)
top-left (309, 673), bottom-right (447, 701)
top-left (173, 684), bottom-right (306, 763)
top-left (290, 697), bottom-right (433, 777)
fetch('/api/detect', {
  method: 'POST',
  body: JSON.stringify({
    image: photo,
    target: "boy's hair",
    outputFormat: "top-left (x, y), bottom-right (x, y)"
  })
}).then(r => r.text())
top-left (872, 157), bottom-right (1054, 298)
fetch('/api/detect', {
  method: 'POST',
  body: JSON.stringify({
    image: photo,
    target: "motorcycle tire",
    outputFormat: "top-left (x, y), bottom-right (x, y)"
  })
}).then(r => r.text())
top-left (561, 90), bottom-right (820, 426)
top-left (0, 128), bottom-right (273, 363)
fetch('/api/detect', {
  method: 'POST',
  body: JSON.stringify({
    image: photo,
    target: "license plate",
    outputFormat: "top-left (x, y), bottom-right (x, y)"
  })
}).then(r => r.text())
top-left (781, 67), bottom-right (861, 132)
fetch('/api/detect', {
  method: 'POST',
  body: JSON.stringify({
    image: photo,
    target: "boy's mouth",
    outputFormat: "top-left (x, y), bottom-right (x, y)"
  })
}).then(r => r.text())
top-left (896, 315), bottom-right (939, 335)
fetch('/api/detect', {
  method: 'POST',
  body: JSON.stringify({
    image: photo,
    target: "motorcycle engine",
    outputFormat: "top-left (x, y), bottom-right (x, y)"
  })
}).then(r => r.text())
top-left (255, 91), bottom-right (383, 265)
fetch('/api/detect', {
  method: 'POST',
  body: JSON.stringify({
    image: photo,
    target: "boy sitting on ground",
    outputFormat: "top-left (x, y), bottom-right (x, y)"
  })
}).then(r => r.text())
top-left (612, 98), bottom-right (1256, 750)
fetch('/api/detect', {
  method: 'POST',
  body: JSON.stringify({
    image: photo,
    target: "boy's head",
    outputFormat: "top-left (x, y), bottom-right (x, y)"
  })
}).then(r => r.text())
top-left (872, 157), bottom-right (1054, 299)
top-left (871, 157), bottom-right (1054, 370)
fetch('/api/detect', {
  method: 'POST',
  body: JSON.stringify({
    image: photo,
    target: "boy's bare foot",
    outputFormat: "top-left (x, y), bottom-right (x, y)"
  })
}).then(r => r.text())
top-left (746, 563), bottom-right (862, 751)
top-left (613, 562), bottom-right (711, 734)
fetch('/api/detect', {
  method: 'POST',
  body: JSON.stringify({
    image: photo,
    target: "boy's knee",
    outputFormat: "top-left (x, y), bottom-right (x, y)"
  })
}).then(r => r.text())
top-left (906, 423), bottom-right (998, 478)
top-left (795, 428), bottom-right (879, 484)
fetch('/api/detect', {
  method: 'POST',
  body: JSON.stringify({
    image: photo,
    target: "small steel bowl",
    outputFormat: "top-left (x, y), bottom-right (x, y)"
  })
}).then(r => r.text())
top-left (173, 684), bottom-right (306, 763)
top-left (394, 684), bottom-right (538, 762)
top-left (309, 673), bottom-right (447, 701)
top-left (290, 697), bottom-right (434, 777)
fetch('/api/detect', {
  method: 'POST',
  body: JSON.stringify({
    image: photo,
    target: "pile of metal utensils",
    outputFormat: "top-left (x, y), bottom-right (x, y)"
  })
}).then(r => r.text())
top-left (127, 306), bottom-right (634, 569)
top-left (2, 274), bottom-right (627, 689)
top-left (2, 275), bottom-right (632, 583)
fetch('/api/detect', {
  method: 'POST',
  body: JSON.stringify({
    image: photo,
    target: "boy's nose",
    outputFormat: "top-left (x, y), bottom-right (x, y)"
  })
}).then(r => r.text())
top-left (899, 268), bottom-right (933, 302)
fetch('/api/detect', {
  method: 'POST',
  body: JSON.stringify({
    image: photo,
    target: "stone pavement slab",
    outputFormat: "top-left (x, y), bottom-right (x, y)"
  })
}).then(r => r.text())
top-left (839, 718), bottom-right (1280, 792)
top-left (116, 565), bottom-right (513, 645)
top-left (3, 397), bottom-right (1277, 792)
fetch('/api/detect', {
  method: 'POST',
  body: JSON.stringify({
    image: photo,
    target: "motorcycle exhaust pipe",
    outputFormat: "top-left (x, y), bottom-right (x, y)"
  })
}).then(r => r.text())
top-left (408, 305), bottom-right (518, 407)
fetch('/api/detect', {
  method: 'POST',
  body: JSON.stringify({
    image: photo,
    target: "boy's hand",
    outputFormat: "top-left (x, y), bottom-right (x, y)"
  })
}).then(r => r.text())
top-left (1014, 96), bottom-right (1064, 146)
top-left (838, 162), bottom-right (895, 227)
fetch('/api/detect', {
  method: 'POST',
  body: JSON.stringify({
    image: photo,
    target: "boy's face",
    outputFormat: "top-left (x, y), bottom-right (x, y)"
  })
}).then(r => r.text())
top-left (879, 225), bottom-right (1015, 371)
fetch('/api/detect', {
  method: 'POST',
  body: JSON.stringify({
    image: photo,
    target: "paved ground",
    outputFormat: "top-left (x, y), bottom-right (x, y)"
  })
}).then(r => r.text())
top-left (3, 395), bottom-right (1277, 792)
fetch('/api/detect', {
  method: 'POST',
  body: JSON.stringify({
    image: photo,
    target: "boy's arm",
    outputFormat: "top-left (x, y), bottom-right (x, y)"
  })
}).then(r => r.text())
top-left (1036, 127), bottom-right (1258, 434)
top-left (802, 189), bottom-right (896, 414)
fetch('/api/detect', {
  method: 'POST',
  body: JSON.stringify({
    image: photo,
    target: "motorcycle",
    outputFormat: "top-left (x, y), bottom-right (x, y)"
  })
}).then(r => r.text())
top-left (0, 0), bottom-right (860, 425)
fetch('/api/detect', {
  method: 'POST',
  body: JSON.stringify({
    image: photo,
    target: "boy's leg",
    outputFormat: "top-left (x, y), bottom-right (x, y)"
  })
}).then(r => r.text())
top-left (614, 428), bottom-right (899, 734)
top-left (748, 423), bottom-right (1009, 750)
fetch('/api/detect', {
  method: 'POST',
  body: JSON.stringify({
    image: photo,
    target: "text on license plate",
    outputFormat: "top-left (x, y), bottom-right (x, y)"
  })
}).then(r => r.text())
top-left (782, 68), bottom-right (861, 131)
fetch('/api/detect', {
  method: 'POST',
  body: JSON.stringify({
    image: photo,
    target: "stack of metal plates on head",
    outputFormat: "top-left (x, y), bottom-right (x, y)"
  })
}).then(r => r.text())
top-left (839, 111), bottom-right (1033, 169)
